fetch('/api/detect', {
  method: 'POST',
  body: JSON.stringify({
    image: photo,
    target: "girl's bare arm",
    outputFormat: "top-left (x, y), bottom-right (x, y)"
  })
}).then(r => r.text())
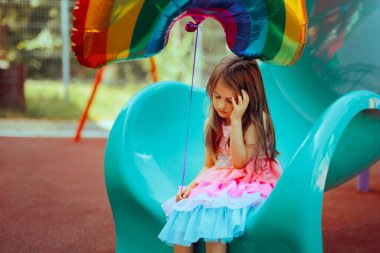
top-left (176, 147), bottom-right (213, 201)
top-left (188, 147), bottom-right (213, 187)
top-left (230, 120), bottom-right (257, 169)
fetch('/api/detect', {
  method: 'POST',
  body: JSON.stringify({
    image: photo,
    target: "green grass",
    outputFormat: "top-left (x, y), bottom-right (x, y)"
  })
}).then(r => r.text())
top-left (0, 80), bottom-right (145, 121)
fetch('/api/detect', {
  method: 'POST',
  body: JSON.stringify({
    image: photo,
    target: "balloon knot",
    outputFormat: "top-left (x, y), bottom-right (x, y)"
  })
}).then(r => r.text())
top-left (185, 16), bottom-right (204, 32)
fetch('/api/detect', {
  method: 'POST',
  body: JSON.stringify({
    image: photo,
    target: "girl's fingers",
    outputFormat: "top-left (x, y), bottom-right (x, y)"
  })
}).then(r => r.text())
top-left (238, 95), bottom-right (243, 105)
top-left (176, 188), bottom-right (191, 201)
top-left (232, 97), bottom-right (237, 108)
top-left (242, 90), bottom-right (249, 105)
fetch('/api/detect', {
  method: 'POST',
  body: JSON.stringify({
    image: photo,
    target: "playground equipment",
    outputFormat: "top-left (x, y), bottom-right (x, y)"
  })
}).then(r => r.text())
top-left (105, 82), bottom-right (380, 253)
top-left (73, 58), bottom-right (158, 142)
top-left (70, 0), bottom-right (380, 252)
top-left (103, 1), bottom-right (380, 252)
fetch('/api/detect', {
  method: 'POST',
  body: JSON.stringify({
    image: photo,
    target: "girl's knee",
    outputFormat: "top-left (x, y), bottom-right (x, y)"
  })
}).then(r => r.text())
top-left (206, 240), bottom-right (227, 253)
top-left (174, 243), bottom-right (193, 253)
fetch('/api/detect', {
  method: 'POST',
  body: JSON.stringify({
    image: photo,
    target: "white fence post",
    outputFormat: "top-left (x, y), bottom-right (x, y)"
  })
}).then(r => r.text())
top-left (61, 0), bottom-right (70, 102)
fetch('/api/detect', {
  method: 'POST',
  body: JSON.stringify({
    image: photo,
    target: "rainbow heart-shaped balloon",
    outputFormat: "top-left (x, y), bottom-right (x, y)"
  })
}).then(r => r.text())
top-left (72, 0), bottom-right (307, 68)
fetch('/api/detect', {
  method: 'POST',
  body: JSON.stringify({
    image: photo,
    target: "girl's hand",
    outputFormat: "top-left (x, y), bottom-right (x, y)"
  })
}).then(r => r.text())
top-left (231, 89), bottom-right (249, 121)
top-left (175, 184), bottom-right (195, 202)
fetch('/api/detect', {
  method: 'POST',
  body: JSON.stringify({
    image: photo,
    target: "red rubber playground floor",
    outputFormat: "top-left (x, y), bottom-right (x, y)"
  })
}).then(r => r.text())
top-left (0, 137), bottom-right (379, 253)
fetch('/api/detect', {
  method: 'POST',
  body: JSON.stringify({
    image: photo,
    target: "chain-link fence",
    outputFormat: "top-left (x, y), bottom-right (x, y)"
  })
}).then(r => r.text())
top-left (0, 0), bottom-right (229, 86)
top-left (0, 0), bottom-right (96, 81)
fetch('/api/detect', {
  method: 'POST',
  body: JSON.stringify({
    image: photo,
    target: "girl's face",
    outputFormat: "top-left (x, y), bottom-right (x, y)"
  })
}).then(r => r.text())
top-left (212, 79), bottom-right (238, 122)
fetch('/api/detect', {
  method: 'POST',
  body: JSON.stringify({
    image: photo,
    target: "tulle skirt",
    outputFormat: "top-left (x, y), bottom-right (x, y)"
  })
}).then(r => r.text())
top-left (158, 179), bottom-right (273, 247)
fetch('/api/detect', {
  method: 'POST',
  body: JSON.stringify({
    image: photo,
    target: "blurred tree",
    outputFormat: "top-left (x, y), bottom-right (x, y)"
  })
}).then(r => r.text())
top-left (0, 1), bottom-right (61, 77)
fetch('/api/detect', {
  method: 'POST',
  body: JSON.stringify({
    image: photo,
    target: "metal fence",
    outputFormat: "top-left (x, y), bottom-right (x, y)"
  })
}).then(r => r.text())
top-left (0, 0), bottom-right (229, 86)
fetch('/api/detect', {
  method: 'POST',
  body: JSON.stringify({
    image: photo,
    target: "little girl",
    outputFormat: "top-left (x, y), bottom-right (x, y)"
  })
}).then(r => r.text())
top-left (158, 55), bottom-right (283, 253)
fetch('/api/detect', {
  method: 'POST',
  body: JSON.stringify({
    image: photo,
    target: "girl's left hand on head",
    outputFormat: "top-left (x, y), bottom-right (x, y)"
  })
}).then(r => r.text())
top-left (230, 89), bottom-right (249, 121)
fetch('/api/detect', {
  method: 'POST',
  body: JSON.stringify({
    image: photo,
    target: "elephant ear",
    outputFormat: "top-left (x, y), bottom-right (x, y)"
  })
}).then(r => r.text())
top-left (71, 0), bottom-right (308, 68)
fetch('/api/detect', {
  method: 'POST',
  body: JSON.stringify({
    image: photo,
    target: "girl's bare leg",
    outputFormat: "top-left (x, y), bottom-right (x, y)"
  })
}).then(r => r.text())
top-left (174, 244), bottom-right (194, 253)
top-left (206, 240), bottom-right (227, 253)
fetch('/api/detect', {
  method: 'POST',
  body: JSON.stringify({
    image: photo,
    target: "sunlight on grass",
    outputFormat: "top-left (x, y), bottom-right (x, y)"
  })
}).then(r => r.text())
top-left (4, 80), bottom-right (146, 121)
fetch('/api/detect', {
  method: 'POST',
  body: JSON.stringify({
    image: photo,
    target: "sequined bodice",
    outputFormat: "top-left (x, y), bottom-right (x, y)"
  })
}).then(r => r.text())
top-left (214, 124), bottom-right (233, 168)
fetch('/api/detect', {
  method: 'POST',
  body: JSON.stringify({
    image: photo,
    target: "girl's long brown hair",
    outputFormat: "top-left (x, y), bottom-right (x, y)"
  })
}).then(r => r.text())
top-left (205, 55), bottom-right (279, 166)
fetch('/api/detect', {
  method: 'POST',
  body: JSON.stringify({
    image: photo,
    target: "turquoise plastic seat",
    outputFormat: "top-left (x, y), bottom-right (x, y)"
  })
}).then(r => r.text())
top-left (105, 81), bottom-right (380, 253)
top-left (105, 82), bottom-right (207, 252)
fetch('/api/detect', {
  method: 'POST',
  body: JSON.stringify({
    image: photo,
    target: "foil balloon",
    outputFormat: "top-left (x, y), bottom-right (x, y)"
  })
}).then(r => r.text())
top-left (71, 0), bottom-right (308, 68)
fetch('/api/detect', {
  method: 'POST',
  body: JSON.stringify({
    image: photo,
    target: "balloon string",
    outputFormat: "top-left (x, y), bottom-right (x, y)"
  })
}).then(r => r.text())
top-left (181, 27), bottom-right (200, 194)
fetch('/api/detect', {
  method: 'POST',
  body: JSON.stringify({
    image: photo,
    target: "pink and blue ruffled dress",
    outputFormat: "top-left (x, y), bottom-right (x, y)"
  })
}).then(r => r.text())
top-left (158, 124), bottom-right (282, 247)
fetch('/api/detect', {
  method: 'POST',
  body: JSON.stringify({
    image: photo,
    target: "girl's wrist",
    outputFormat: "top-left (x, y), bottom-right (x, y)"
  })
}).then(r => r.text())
top-left (231, 118), bottom-right (242, 125)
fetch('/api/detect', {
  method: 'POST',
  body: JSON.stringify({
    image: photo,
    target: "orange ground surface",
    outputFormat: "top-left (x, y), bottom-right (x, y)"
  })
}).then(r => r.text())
top-left (0, 137), bottom-right (379, 253)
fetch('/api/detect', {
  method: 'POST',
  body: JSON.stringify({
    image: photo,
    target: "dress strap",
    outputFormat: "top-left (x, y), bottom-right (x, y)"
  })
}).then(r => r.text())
top-left (222, 124), bottom-right (231, 137)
